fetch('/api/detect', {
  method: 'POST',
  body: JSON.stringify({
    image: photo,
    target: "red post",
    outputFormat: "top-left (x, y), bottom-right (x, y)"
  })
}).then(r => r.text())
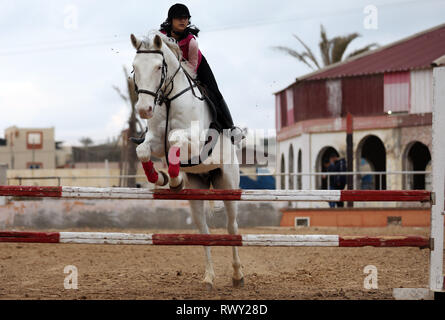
top-left (346, 113), bottom-right (353, 208)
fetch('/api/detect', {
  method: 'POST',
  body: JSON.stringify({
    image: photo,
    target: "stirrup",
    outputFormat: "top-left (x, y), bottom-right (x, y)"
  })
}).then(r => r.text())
top-left (230, 126), bottom-right (246, 145)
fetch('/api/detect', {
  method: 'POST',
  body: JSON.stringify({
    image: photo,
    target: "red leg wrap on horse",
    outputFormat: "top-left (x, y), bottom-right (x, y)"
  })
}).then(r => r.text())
top-left (142, 161), bottom-right (158, 184)
top-left (168, 147), bottom-right (181, 178)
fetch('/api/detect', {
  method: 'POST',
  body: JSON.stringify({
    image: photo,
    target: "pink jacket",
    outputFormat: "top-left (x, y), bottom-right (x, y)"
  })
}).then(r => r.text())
top-left (161, 31), bottom-right (202, 71)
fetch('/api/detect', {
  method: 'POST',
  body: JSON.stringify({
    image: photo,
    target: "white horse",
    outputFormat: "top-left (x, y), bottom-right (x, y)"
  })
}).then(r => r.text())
top-left (130, 31), bottom-right (244, 290)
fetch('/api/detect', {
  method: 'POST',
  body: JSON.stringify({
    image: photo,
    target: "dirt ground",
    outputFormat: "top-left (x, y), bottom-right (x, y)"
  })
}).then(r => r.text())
top-left (0, 226), bottom-right (432, 300)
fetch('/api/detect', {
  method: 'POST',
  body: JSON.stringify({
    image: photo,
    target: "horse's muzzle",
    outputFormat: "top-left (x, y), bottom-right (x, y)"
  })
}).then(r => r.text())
top-left (138, 107), bottom-right (153, 119)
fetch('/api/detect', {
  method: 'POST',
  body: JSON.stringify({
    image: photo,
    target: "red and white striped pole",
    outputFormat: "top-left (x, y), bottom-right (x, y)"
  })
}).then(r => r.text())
top-left (0, 186), bottom-right (432, 202)
top-left (0, 231), bottom-right (431, 248)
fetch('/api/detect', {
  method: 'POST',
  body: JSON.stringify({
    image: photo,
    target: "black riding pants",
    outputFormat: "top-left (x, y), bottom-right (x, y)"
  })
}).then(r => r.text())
top-left (197, 55), bottom-right (234, 130)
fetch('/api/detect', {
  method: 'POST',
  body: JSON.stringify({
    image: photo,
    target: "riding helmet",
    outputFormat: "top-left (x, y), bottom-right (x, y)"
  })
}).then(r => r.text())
top-left (167, 3), bottom-right (191, 20)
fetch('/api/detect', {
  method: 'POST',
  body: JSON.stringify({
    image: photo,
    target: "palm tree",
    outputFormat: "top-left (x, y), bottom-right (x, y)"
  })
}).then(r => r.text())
top-left (273, 25), bottom-right (378, 70)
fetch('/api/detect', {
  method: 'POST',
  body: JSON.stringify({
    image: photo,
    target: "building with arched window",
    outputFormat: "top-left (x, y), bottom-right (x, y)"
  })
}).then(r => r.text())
top-left (275, 24), bottom-right (445, 207)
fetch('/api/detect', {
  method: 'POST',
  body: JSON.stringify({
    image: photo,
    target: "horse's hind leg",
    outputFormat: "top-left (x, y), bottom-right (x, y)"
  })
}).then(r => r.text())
top-left (211, 167), bottom-right (244, 287)
top-left (224, 199), bottom-right (244, 288)
top-left (187, 174), bottom-right (215, 291)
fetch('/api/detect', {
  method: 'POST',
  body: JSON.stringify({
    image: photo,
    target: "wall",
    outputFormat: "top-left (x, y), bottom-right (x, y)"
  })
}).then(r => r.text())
top-left (411, 69), bottom-right (433, 114)
top-left (280, 208), bottom-right (432, 227)
top-left (6, 165), bottom-right (163, 188)
top-left (384, 72), bottom-right (410, 113)
top-left (276, 70), bottom-right (434, 133)
top-left (293, 80), bottom-right (329, 122)
top-left (342, 75), bottom-right (384, 116)
top-left (0, 199), bottom-right (282, 230)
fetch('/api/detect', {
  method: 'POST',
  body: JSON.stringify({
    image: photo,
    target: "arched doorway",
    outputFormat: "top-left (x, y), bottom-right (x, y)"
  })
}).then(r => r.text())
top-left (403, 142), bottom-right (431, 190)
top-left (357, 135), bottom-right (386, 190)
top-left (316, 146), bottom-right (340, 190)
top-left (297, 149), bottom-right (302, 190)
top-left (280, 154), bottom-right (285, 190)
top-left (288, 145), bottom-right (294, 190)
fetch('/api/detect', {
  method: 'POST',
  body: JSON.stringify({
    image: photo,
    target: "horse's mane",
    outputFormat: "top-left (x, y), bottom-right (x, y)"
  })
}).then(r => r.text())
top-left (142, 30), bottom-right (196, 78)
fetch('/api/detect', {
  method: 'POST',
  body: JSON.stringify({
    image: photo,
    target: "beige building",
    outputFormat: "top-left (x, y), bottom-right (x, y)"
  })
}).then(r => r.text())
top-left (55, 143), bottom-right (73, 168)
top-left (0, 126), bottom-right (57, 169)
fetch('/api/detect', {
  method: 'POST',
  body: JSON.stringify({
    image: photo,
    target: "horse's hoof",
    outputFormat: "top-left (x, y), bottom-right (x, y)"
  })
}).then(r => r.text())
top-left (205, 282), bottom-right (214, 292)
top-left (170, 179), bottom-right (184, 192)
top-left (129, 137), bottom-right (145, 145)
top-left (232, 277), bottom-right (245, 288)
top-left (159, 171), bottom-right (169, 187)
top-left (129, 127), bottom-right (148, 145)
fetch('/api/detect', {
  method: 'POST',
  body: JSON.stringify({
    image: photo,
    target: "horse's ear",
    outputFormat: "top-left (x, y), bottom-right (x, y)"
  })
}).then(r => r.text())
top-left (154, 34), bottom-right (163, 49)
top-left (131, 34), bottom-right (141, 50)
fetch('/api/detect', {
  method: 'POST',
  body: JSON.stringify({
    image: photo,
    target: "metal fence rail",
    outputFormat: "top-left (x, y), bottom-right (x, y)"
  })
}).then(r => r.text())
top-left (7, 171), bottom-right (431, 189)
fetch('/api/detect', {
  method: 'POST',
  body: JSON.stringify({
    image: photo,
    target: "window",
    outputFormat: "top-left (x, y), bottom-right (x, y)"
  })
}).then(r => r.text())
top-left (295, 217), bottom-right (310, 228)
top-left (384, 72), bottom-right (410, 113)
top-left (27, 132), bottom-right (43, 149)
top-left (387, 216), bottom-right (402, 226)
top-left (27, 162), bottom-right (43, 169)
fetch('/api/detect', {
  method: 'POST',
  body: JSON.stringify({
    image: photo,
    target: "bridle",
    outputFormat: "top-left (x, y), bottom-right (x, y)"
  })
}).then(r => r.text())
top-left (133, 46), bottom-right (202, 111)
top-left (133, 49), bottom-right (176, 108)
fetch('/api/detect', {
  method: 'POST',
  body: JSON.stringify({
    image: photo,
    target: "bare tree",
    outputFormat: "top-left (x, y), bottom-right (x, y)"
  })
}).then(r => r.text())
top-left (273, 24), bottom-right (378, 70)
top-left (79, 137), bottom-right (93, 169)
top-left (113, 66), bottom-right (143, 187)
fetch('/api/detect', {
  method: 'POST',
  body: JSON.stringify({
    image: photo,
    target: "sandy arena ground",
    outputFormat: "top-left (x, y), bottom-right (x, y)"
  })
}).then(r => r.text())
top-left (0, 226), bottom-right (433, 300)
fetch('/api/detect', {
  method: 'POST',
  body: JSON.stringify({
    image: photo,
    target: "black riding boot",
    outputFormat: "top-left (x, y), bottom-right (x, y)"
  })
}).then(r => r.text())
top-left (217, 99), bottom-right (246, 145)
top-left (217, 98), bottom-right (234, 129)
top-left (197, 56), bottom-right (245, 144)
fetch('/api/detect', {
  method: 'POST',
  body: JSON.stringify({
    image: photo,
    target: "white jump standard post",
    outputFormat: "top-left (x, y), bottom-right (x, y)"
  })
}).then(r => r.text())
top-left (0, 164), bottom-right (6, 206)
top-left (430, 66), bottom-right (445, 295)
top-left (394, 65), bottom-right (445, 300)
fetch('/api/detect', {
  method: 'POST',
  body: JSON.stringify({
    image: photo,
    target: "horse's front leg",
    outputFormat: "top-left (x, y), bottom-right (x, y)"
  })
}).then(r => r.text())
top-left (167, 129), bottom-right (192, 192)
top-left (136, 139), bottom-right (168, 187)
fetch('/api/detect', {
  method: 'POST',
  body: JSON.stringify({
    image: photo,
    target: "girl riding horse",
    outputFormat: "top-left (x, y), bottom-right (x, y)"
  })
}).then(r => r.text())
top-left (159, 3), bottom-right (245, 145)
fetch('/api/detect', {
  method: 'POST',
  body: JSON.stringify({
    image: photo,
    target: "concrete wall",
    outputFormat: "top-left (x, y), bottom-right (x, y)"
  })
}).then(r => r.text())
top-left (6, 165), bottom-right (164, 188)
top-left (0, 199), bottom-right (282, 230)
top-left (280, 208), bottom-right (432, 227)
top-left (0, 151), bottom-right (9, 168)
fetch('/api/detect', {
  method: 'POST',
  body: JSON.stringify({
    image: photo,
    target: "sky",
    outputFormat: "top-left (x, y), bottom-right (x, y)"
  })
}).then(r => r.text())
top-left (1, 0), bottom-right (444, 146)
